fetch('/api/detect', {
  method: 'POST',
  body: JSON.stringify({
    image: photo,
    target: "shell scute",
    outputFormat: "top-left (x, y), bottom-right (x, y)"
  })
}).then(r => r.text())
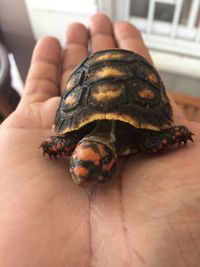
top-left (85, 63), bottom-right (133, 83)
top-left (87, 49), bottom-right (136, 64)
top-left (63, 86), bottom-right (83, 111)
top-left (134, 60), bottom-right (160, 89)
top-left (87, 81), bottom-right (127, 111)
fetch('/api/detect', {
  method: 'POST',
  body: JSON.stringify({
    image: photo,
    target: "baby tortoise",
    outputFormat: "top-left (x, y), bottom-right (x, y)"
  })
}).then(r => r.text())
top-left (40, 49), bottom-right (193, 187)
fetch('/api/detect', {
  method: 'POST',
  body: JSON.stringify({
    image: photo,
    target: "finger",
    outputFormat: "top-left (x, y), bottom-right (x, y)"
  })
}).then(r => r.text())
top-left (114, 21), bottom-right (186, 123)
top-left (167, 91), bottom-right (187, 122)
top-left (61, 23), bottom-right (89, 94)
top-left (21, 37), bottom-right (61, 104)
top-left (114, 21), bottom-right (152, 64)
top-left (89, 13), bottom-right (117, 51)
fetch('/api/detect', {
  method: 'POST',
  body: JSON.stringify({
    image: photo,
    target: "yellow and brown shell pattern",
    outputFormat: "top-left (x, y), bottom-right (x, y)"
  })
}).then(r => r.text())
top-left (53, 49), bottom-right (173, 135)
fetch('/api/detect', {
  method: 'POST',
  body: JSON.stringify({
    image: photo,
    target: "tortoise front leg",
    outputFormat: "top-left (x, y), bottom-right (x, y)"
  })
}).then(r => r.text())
top-left (140, 126), bottom-right (194, 154)
top-left (40, 134), bottom-right (79, 159)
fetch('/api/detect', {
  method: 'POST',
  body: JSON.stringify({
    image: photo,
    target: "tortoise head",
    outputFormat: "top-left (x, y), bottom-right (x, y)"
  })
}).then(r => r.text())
top-left (69, 139), bottom-right (117, 187)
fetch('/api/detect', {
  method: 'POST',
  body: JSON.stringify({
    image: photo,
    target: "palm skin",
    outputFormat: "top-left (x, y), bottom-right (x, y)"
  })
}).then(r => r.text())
top-left (0, 14), bottom-right (200, 267)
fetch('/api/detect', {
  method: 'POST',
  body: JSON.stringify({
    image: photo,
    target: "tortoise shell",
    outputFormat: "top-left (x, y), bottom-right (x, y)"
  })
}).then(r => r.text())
top-left (53, 49), bottom-right (173, 135)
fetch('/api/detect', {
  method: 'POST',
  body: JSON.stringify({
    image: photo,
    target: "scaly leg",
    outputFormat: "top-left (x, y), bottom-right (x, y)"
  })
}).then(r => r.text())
top-left (40, 134), bottom-right (79, 159)
top-left (140, 126), bottom-right (194, 154)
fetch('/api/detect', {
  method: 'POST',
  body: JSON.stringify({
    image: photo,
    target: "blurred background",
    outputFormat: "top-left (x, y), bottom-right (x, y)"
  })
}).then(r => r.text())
top-left (0, 0), bottom-right (200, 122)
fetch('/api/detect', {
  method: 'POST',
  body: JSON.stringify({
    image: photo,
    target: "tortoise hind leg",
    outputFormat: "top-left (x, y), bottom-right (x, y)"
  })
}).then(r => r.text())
top-left (40, 134), bottom-right (79, 159)
top-left (140, 126), bottom-right (194, 154)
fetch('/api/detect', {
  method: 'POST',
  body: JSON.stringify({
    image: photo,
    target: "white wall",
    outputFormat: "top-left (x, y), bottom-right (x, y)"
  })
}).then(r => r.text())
top-left (25, 0), bottom-right (97, 44)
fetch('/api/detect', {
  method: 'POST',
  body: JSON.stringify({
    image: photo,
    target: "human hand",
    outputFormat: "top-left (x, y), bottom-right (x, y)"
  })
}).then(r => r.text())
top-left (0, 13), bottom-right (200, 267)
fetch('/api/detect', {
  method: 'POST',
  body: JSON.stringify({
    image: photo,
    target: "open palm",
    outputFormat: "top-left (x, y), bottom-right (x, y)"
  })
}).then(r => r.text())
top-left (0, 14), bottom-right (200, 267)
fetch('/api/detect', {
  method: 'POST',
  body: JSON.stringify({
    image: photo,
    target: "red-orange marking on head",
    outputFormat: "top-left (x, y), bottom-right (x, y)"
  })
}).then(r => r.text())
top-left (74, 166), bottom-right (89, 177)
top-left (75, 143), bottom-right (100, 162)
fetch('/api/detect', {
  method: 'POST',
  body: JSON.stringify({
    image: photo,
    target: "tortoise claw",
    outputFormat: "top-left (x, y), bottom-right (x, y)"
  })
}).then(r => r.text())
top-left (54, 155), bottom-right (58, 160)
top-left (48, 153), bottom-right (58, 160)
top-left (189, 136), bottom-right (194, 142)
top-left (188, 134), bottom-right (194, 142)
top-left (177, 128), bottom-right (194, 146)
